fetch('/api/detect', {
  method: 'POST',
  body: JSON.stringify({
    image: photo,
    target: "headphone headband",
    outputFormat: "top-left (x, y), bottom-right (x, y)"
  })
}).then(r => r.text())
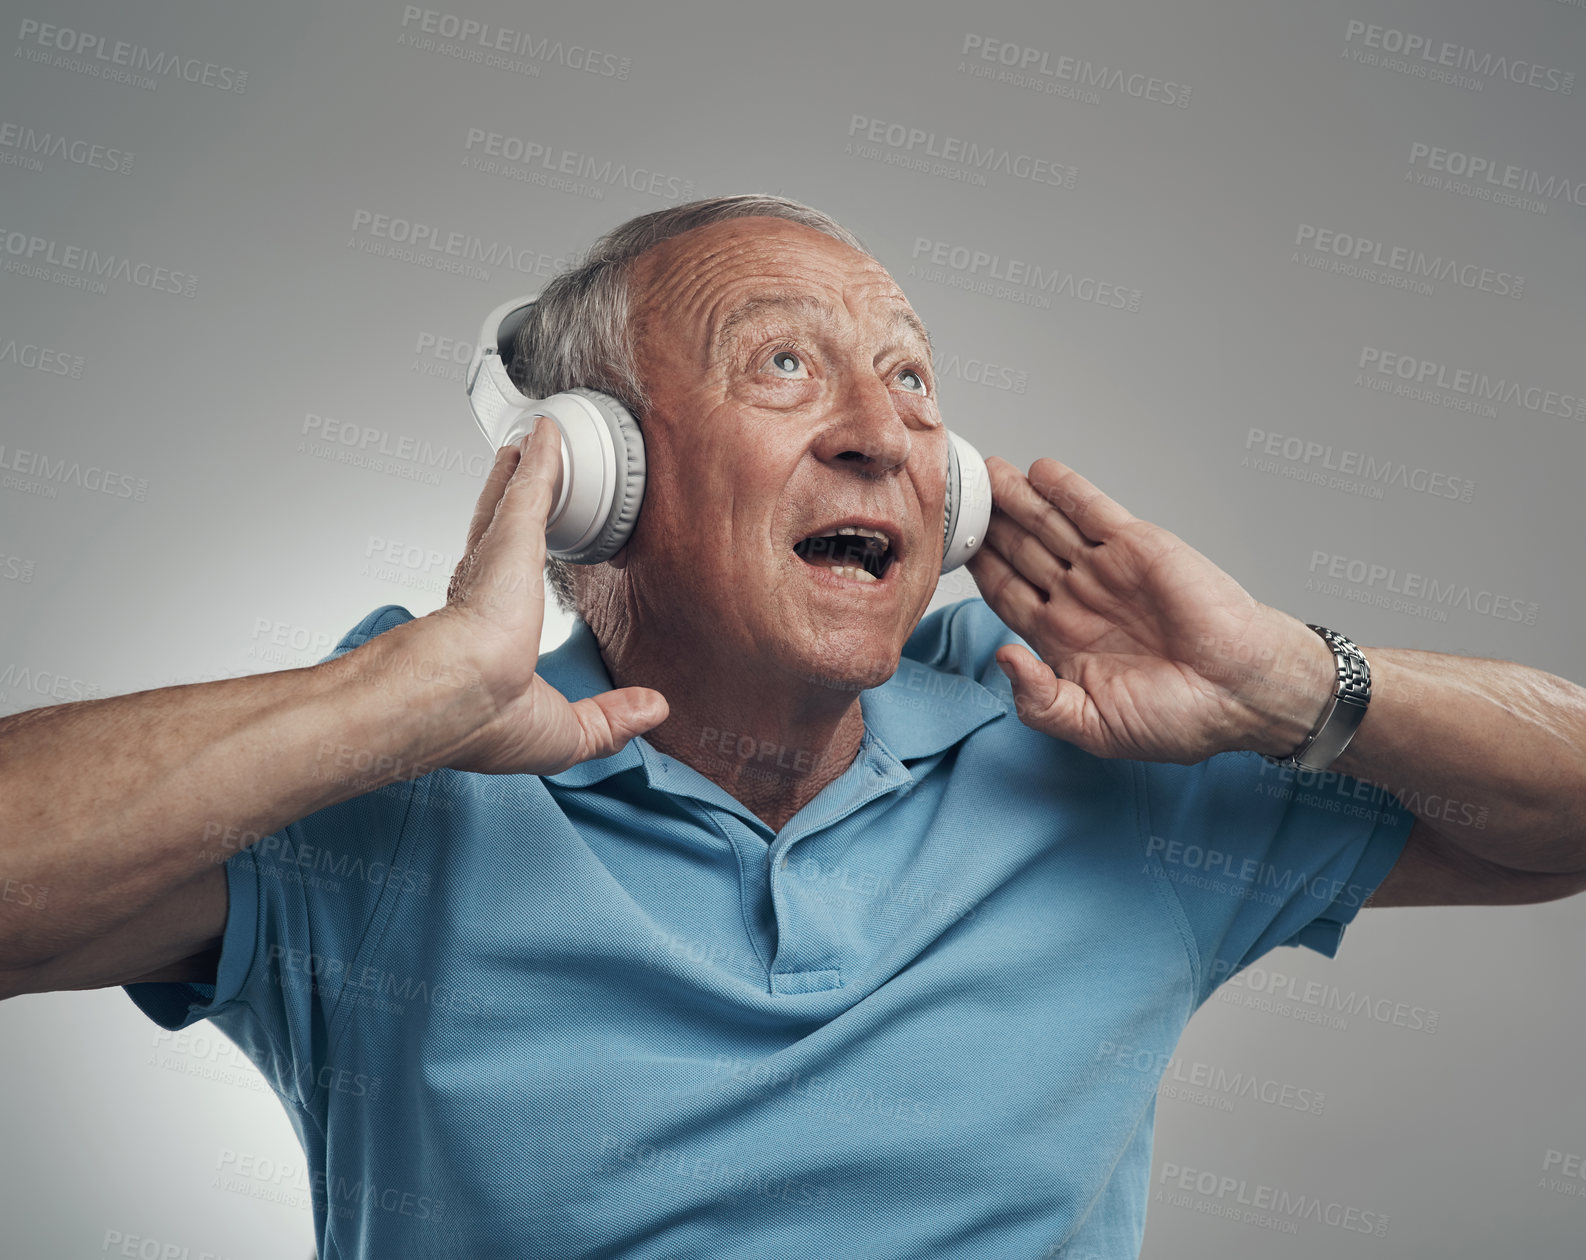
top-left (465, 292), bottom-right (541, 448)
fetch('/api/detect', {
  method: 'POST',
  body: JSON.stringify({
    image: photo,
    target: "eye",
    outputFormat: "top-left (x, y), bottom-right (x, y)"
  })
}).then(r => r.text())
top-left (896, 367), bottom-right (927, 394)
top-left (764, 348), bottom-right (809, 379)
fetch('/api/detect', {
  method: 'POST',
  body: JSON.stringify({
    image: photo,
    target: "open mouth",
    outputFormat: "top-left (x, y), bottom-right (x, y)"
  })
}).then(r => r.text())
top-left (792, 525), bottom-right (896, 584)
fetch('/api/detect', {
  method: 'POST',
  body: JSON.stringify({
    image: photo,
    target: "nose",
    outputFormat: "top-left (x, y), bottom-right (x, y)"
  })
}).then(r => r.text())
top-left (813, 369), bottom-right (912, 477)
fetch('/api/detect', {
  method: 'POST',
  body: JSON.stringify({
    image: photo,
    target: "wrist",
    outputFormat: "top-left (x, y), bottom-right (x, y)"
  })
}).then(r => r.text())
top-left (1222, 609), bottom-right (1341, 759)
top-left (350, 615), bottom-right (498, 748)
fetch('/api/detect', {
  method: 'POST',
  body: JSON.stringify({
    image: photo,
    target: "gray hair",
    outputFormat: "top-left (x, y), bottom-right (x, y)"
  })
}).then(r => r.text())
top-left (507, 194), bottom-right (871, 616)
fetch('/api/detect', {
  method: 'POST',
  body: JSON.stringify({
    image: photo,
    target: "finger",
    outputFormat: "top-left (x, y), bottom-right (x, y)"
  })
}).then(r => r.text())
top-left (471, 420), bottom-right (564, 574)
top-left (463, 441), bottom-right (523, 560)
top-left (984, 510), bottom-right (1071, 594)
top-left (451, 423), bottom-right (563, 614)
top-left (566, 685), bottom-right (669, 765)
top-left (995, 644), bottom-right (1093, 746)
top-left (966, 543), bottom-right (1048, 637)
top-left (502, 413), bottom-right (565, 514)
top-left (983, 456), bottom-right (1093, 562)
top-left (1024, 456), bottom-right (1135, 544)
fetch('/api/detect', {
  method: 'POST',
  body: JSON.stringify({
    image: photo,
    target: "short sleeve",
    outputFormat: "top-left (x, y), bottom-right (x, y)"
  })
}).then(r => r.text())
top-left (123, 604), bottom-right (422, 1101)
top-left (906, 597), bottom-right (1416, 1009)
top-left (1135, 750), bottom-right (1416, 1009)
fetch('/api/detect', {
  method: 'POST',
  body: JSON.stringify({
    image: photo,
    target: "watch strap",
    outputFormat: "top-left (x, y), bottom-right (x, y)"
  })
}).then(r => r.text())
top-left (1262, 625), bottom-right (1372, 772)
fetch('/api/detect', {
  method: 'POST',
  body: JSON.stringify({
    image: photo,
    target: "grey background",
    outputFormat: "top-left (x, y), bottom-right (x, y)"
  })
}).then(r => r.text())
top-left (1, 0), bottom-right (1583, 1255)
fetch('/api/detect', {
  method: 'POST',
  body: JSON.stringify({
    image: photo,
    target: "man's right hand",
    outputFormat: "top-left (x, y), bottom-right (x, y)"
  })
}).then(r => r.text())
top-left (0, 412), bottom-right (668, 996)
top-left (425, 416), bottom-right (668, 777)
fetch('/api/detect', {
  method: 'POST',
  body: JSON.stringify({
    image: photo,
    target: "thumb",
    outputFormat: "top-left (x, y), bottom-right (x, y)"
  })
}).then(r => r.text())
top-left (996, 646), bottom-right (1089, 745)
top-left (566, 686), bottom-right (670, 762)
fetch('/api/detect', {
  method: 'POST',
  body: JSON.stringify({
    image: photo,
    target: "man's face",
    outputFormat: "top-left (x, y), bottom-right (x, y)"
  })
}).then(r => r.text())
top-left (615, 216), bottom-right (949, 695)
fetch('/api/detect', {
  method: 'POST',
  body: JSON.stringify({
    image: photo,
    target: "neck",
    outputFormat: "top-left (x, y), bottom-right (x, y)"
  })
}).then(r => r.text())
top-left (591, 619), bottom-right (868, 835)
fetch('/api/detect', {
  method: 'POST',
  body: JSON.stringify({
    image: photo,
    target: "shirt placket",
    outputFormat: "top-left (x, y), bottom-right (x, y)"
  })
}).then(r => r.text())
top-left (635, 732), bottom-right (916, 994)
top-left (762, 736), bottom-right (915, 994)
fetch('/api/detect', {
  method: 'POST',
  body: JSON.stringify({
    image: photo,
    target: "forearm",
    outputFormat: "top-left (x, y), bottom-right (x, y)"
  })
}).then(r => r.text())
top-left (0, 617), bottom-right (492, 967)
top-left (1241, 611), bottom-right (1586, 875)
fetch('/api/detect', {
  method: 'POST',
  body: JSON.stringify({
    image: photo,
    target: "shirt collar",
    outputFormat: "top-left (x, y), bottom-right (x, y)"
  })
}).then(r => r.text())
top-left (537, 619), bottom-right (1009, 789)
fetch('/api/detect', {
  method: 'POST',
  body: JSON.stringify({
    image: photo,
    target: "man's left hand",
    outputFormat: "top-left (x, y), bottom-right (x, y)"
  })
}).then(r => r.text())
top-left (965, 455), bottom-right (1329, 764)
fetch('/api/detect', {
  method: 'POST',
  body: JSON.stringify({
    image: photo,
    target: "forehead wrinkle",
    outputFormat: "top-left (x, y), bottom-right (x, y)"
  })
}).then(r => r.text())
top-left (631, 240), bottom-right (808, 368)
top-left (885, 305), bottom-right (932, 358)
top-left (711, 292), bottom-right (835, 360)
top-left (630, 224), bottom-right (921, 374)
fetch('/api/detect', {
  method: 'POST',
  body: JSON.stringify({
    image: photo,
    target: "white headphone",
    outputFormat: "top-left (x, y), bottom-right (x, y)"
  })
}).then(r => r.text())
top-left (465, 294), bottom-right (991, 573)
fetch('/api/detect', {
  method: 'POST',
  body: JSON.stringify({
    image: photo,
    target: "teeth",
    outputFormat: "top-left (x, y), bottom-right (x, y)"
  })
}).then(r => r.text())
top-left (828, 564), bottom-right (878, 584)
top-left (835, 526), bottom-right (891, 550)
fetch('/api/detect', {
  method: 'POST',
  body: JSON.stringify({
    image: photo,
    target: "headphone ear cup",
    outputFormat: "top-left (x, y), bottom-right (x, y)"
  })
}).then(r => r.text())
top-left (549, 388), bottom-right (646, 565)
top-left (940, 431), bottom-right (991, 575)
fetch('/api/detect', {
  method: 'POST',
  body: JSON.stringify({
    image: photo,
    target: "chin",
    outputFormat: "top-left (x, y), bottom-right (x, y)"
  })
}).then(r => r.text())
top-left (777, 630), bottom-right (902, 696)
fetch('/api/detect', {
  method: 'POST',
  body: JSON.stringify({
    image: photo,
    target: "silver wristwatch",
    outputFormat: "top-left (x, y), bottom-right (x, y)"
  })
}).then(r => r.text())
top-left (1261, 625), bottom-right (1372, 772)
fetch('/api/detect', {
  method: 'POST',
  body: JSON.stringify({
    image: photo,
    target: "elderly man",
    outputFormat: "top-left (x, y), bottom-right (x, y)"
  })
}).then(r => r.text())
top-left (2, 194), bottom-right (1584, 1259)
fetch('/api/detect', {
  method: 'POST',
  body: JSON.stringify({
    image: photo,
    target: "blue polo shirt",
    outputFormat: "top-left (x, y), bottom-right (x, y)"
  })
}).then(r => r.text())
top-left (127, 597), bottom-right (1415, 1260)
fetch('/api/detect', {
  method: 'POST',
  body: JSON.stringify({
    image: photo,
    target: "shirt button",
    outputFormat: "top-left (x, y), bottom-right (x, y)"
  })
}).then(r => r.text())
top-left (780, 857), bottom-right (789, 869)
